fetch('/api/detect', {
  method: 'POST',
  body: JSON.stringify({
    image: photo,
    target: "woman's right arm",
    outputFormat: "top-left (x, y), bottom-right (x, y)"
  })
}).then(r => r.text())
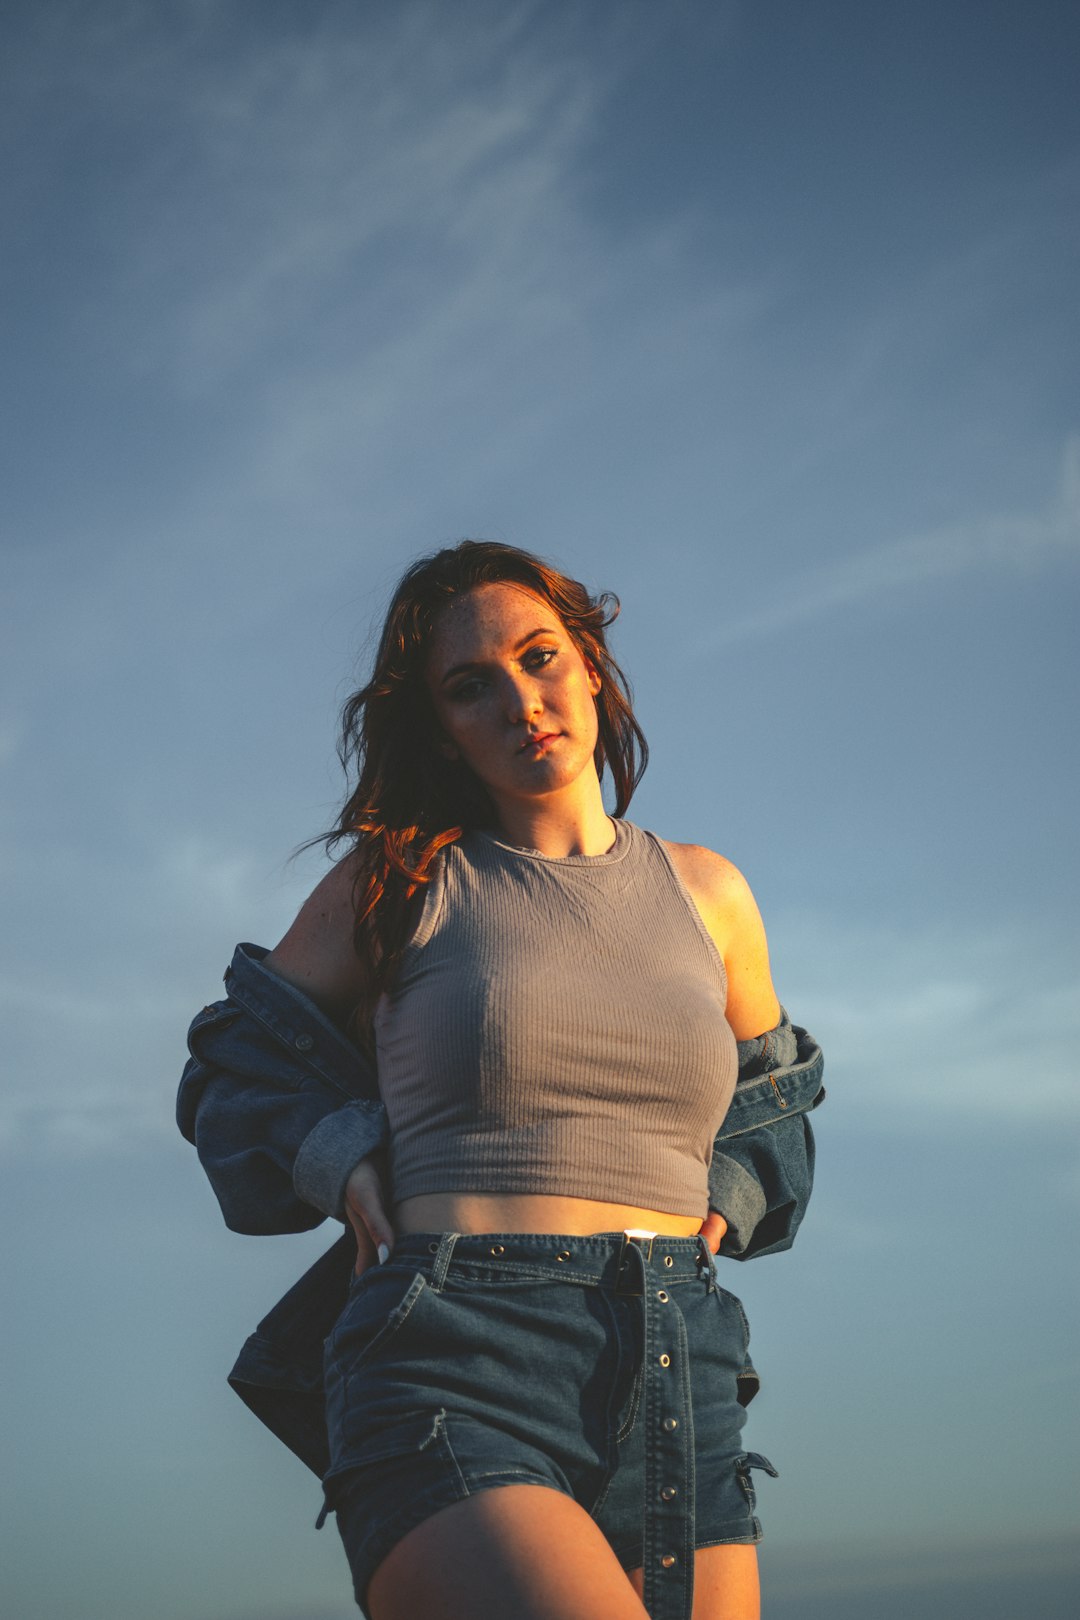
top-left (264, 857), bottom-right (395, 1269)
top-left (263, 855), bottom-right (370, 1030)
top-left (176, 860), bottom-right (395, 1267)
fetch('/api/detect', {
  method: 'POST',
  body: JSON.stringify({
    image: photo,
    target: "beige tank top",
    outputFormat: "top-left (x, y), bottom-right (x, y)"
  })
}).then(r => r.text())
top-left (373, 818), bottom-right (738, 1216)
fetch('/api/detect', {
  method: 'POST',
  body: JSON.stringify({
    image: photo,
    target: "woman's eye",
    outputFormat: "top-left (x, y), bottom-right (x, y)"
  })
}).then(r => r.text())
top-left (448, 649), bottom-right (556, 702)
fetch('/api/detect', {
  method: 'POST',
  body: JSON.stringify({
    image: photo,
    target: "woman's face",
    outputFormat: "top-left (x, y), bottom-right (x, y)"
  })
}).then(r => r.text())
top-left (425, 582), bottom-right (602, 819)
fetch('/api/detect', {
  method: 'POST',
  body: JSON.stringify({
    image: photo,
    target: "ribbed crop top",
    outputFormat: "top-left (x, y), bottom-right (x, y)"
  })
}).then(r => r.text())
top-left (373, 817), bottom-right (739, 1217)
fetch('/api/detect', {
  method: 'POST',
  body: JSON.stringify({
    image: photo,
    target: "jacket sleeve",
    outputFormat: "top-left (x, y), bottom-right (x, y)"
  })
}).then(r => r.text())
top-left (176, 944), bottom-right (388, 1235)
top-left (707, 1008), bottom-right (825, 1261)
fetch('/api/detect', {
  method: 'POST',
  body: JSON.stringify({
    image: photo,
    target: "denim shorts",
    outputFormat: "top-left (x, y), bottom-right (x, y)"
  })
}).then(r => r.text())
top-left (321, 1231), bottom-right (776, 1619)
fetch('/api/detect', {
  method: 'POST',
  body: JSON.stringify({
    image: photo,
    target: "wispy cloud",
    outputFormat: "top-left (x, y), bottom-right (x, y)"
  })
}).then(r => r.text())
top-left (778, 905), bottom-right (1080, 1123)
top-left (0, 831), bottom-right (311, 1157)
top-left (704, 432), bottom-right (1080, 649)
top-left (37, 0), bottom-right (600, 396)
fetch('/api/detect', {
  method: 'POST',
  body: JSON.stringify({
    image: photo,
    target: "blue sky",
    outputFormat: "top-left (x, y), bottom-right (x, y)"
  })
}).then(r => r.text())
top-left (2, 3), bottom-right (1078, 1616)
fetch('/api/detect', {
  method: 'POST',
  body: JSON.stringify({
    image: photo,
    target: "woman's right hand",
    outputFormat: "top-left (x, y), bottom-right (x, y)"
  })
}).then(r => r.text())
top-left (344, 1155), bottom-right (396, 1276)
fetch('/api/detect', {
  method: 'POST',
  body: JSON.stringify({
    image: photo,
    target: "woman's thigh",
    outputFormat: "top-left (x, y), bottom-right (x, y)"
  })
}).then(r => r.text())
top-left (366, 1483), bottom-right (649, 1620)
top-left (627, 1545), bottom-right (760, 1620)
top-left (365, 1490), bottom-right (761, 1620)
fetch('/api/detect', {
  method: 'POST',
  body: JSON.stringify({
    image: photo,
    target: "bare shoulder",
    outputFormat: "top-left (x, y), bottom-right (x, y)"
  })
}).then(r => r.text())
top-left (264, 850), bottom-right (369, 1027)
top-left (660, 839), bottom-right (781, 1040)
top-left (661, 841), bottom-right (757, 941)
top-left (663, 840), bottom-right (746, 891)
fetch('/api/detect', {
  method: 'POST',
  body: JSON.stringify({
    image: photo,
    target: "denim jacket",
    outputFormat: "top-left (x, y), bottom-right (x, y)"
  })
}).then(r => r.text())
top-left (177, 942), bottom-right (824, 1476)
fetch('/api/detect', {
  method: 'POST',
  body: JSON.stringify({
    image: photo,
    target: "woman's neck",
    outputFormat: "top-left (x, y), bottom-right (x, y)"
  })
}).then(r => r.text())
top-left (492, 782), bottom-right (616, 858)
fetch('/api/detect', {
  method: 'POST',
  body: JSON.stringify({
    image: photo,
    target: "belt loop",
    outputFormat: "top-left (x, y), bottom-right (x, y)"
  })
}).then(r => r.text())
top-left (616, 1234), bottom-right (648, 1294)
top-left (429, 1231), bottom-right (459, 1292)
top-left (697, 1235), bottom-right (716, 1294)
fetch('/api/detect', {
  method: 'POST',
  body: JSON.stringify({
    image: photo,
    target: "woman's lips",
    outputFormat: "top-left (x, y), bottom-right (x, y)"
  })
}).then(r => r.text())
top-left (520, 732), bottom-right (558, 751)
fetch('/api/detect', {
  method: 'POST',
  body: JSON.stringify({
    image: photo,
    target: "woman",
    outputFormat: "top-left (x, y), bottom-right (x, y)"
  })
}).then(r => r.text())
top-left (177, 541), bottom-right (824, 1620)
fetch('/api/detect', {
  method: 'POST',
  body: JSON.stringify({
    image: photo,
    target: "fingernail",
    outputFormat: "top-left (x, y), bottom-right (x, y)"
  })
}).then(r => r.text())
top-left (377, 1242), bottom-right (390, 1265)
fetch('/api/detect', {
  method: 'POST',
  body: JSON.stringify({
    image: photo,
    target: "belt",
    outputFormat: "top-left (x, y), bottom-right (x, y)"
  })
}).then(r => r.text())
top-left (616, 1231), bottom-right (711, 1620)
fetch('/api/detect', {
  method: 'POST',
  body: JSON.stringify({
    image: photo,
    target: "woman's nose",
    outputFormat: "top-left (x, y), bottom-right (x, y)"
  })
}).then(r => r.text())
top-left (502, 670), bottom-right (542, 721)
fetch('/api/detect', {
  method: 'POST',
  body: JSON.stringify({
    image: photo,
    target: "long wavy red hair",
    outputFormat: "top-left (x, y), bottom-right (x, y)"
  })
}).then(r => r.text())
top-left (319, 540), bottom-right (648, 1036)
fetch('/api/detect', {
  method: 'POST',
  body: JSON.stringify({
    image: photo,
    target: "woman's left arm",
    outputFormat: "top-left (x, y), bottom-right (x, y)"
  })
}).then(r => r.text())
top-left (665, 842), bottom-right (781, 1041)
top-left (665, 843), bottom-right (824, 1258)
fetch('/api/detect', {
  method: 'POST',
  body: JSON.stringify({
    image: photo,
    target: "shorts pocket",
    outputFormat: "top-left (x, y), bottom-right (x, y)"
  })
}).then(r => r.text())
top-left (328, 1406), bottom-right (457, 1482)
top-left (714, 1285), bottom-right (752, 1352)
top-left (328, 1267), bottom-right (431, 1373)
top-left (707, 1283), bottom-right (759, 1405)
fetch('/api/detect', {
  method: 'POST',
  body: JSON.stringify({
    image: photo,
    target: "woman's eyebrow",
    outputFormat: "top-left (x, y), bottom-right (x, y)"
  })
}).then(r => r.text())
top-left (439, 627), bottom-right (560, 686)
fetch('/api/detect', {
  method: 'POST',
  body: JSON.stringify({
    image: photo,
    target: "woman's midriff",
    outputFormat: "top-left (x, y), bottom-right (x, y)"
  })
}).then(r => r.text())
top-left (394, 1191), bottom-right (705, 1239)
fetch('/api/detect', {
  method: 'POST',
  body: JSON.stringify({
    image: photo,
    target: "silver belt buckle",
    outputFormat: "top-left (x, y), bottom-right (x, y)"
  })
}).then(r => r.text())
top-left (617, 1227), bottom-right (656, 1290)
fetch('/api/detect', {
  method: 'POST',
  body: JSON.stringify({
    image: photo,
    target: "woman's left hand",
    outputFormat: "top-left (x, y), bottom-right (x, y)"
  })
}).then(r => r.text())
top-left (698, 1211), bottom-right (728, 1255)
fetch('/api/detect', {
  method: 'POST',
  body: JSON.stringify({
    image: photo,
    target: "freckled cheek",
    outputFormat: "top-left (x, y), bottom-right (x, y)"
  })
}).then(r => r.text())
top-left (452, 715), bottom-right (509, 773)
